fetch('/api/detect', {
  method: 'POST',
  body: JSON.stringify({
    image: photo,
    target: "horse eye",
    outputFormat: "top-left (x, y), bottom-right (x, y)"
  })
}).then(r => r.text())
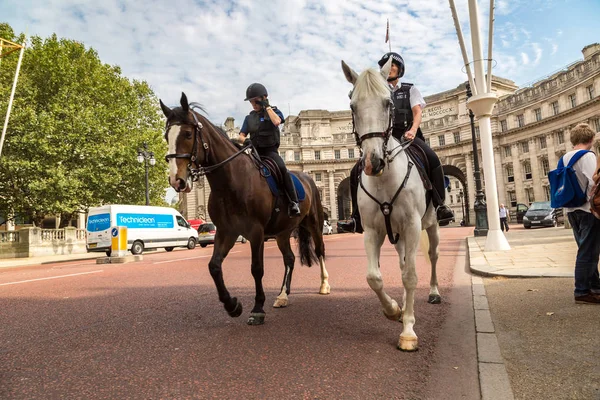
top-left (185, 131), bottom-right (193, 139)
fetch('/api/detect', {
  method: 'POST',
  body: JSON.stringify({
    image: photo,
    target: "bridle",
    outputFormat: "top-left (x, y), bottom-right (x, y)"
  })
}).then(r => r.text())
top-left (350, 96), bottom-right (411, 163)
top-left (164, 109), bottom-right (252, 181)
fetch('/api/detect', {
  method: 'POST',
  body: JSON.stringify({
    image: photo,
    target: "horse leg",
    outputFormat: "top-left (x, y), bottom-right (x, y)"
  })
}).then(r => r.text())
top-left (426, 224), bottom-right (441, 304)
top-left (312, 223), bottom-right (330, 295)
top-left (364, 229), bottom-right (401, 321)
top-left (397, 222), bottom-right (421, 352)
top-left (247, 232), bottom-right (267, 325)
top-left (208, 232), bottom-right (242, 318)
top-left (273, 234), bottom-right (295, 308)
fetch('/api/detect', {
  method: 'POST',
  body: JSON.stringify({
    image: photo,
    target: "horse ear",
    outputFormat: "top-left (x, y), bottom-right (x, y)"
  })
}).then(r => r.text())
top-left (180, 92), bottom-right (189, 113)
top-left (159, 99), bottom-right (172, 118)
top-left (380, 57), bottom-right (393, 82)
top-left (341, 60), bottom-right (358, 85)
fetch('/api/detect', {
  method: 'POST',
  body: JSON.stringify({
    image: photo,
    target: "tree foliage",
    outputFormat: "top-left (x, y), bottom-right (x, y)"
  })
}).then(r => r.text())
top-left (0, 24), bottom-right (168, 225)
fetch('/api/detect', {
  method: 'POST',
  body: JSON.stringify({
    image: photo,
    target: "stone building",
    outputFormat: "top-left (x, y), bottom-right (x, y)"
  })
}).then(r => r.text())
top-left (180, 43), bottom-right (600, 226)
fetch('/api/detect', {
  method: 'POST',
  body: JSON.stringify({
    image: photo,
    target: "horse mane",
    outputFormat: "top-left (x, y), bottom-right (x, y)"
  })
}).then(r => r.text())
top-left (352, 68), bottom-right (390, 101)
top-left (167, 103), bottom-right (232, 142)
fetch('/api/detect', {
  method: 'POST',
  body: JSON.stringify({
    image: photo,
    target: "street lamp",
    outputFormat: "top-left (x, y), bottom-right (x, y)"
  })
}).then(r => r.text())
top-left (466, 83), bottom-right (489, 236)
top-left (137, 142), bottom-right (156, 206)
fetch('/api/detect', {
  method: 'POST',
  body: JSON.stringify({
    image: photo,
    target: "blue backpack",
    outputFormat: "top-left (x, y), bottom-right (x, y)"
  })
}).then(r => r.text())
top-left (548, 150), bottom-right (592, 208)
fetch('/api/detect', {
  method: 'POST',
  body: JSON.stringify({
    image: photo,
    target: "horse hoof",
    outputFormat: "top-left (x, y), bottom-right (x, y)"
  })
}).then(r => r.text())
top-left (273, 297), bottom-right (288, 308)
top-left (227, 298), bottom-right (243, 318)
top-left (397, 335), bottom-right (419, 352)
top-left (428, 294), bottom-right (442, 304)
top-left (247, 313), bottom-right (265, 325)
top-left (383, 301), bottom-right (402, 321)
top-left (319, 283), bottom-right (331, 295)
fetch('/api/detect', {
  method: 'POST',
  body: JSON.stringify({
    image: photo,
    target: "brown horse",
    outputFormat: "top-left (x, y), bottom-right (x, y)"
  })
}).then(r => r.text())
top-left (160, 93), bottom-right (330, 325)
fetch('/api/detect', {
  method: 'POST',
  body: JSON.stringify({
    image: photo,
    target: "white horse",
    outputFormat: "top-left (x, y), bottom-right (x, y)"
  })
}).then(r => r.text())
top-left (341, 58), bottom-right (441, 352)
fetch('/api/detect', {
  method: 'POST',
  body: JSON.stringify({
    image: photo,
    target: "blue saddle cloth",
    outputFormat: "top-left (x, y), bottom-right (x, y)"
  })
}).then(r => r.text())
top-left (262, 167), bottom-right (306, 202)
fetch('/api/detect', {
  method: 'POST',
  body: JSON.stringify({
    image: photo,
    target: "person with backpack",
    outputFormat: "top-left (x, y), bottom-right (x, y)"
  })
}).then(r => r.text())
top-left (549, 123), bottom-right (600, 304)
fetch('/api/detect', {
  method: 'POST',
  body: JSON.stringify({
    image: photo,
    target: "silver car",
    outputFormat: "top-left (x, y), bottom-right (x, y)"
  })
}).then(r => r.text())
top-left (197, 223), bottom-right (247, 247)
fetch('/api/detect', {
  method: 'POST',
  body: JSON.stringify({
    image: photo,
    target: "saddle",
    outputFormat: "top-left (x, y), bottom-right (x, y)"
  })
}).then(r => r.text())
top-left (260, 157), bottom-right (306, 202)
top-left (404, 143), bottom-right (432, 192)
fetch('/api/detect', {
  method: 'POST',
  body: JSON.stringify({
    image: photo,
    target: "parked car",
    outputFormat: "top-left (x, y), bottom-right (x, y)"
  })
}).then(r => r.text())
top-left (323, 220), bottom-right (333, 235)
top-left (336, 219), bottom-right (353, 234)
top-left (197, 223), bottom-right (247, 247)
top-left (523, 201), bottom-right (563, 229)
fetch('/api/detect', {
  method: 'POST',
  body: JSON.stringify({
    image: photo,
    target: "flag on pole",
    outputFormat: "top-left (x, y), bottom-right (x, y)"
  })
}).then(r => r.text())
top-left (385, 19), bottom-right (389, 43)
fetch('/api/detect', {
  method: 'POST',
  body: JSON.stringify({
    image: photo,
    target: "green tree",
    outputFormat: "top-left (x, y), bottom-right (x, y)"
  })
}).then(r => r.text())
top-left (0, 23), bottom-right (168, 226)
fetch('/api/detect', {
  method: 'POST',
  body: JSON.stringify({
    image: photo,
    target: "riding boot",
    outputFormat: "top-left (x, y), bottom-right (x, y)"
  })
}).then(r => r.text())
top-left (431, 165), bottom-right (454, 226)
top-left (283, 171), bottom-right (301, 217)
top-left (337, 162), bottom-right (364, 234)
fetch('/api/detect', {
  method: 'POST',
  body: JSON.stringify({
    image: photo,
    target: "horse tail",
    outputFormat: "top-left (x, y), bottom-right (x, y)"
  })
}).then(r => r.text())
top-left (297, 174), bottom-right (324, 267)
top-left (298, 225), bottom-right (319, 267)
top-left (420, 229), bottom-right (430, 264)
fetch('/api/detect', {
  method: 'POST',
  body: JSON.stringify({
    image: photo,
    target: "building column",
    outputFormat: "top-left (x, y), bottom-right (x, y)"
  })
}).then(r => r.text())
top-left (529, 138), bottom-right (543, 202)
top-left (546, 133), bottom-right (558, 168)
top-left (78, 212), bottom-right (86, 229)
top-left (328, 170), bottom-right (337, 223)
top-left (512, 143), bottom-right (525, 204)
top-left (493, 147), bottom-right (507, 207)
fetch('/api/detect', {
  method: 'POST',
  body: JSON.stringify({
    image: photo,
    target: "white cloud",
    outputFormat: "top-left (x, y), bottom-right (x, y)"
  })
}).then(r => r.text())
top-left (0, 0), bottom-right (577, 127)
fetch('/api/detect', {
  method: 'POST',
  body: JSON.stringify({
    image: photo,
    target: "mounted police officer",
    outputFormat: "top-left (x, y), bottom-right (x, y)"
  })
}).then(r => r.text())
top-left (237, 83), bottom-right (301, 217)
top-left (339, 52), bottom-right (454, 233)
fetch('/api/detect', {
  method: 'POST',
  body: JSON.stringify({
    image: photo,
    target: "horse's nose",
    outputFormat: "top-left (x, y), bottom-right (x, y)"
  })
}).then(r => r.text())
top-left (371, 154), bottom-right (385, 176)
top-left (175, 178), bottom-right (186, 192)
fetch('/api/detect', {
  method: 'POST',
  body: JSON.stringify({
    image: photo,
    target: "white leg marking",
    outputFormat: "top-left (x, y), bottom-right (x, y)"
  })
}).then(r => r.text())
top-left (319, 256), bottom-right (330, 294)
top-left (273, 265), bottom-right (290, 308)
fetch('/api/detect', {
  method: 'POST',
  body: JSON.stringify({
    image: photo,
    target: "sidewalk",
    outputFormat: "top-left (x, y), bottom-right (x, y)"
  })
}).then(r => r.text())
top-left (0, 252), bottom-right (103, 269)
top-left (468, 226), bottom-right (575, 277)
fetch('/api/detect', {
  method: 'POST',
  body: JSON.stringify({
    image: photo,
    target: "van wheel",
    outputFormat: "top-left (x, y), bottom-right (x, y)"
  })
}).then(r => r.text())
top-left (187, 238), bottom-right (196, 249)
top-left (131, 240), bottom-right (144, 255)
top-left (200, 243), bottom-right (208, 248)
top-left (165, 247), bottom-right (174, 252)
top-left (105, 250), bottom-right (112, 257)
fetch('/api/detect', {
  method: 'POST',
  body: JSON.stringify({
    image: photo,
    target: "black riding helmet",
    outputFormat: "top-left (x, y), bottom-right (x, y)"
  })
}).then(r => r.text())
top-left (378, 52), bottom-right (405, 79)
top-left (245, 83), bottom-right (268, 101)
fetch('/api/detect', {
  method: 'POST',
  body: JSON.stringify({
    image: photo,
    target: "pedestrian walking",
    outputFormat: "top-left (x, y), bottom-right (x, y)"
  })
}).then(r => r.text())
top-left (499, 203), bottom-right (509, 232)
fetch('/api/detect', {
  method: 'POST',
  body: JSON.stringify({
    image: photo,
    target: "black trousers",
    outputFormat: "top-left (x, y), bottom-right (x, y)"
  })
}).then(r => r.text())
top-left (349, 137), bottom-right (444, 219)
top-left (257, 146), bottom-right (298, 202)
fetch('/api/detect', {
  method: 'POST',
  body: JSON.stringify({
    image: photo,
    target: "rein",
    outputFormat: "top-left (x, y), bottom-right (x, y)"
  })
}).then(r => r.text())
top-left (164, 108), bottom-right (254, 181)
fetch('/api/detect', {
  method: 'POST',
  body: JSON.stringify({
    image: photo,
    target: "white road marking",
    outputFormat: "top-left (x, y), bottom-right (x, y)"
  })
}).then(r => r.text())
top-left (153, 251), bottom-right (241, 264)
top-left (0, 270), bottom-right (104, 287)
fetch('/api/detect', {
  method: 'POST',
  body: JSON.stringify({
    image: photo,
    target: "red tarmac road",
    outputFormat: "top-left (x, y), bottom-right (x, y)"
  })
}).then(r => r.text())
top-left (1, 227), bottom-right (478, 399)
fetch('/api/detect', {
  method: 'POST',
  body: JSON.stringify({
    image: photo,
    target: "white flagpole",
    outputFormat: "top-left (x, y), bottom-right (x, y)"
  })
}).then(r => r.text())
top-left (0, 38), bottom-right (25, 158)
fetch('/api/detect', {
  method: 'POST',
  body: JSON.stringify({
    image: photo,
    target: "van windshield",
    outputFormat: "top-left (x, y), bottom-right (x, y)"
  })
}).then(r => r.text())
top-left (199, 224), bottom-right (216, 233)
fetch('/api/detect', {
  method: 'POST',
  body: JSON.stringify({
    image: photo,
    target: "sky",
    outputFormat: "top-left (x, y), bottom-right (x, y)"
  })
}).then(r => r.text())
top-left (2, 0), bottom-right (599, 128)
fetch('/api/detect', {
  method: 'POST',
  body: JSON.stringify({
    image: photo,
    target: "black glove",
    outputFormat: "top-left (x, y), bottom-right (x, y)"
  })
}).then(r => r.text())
top-left (259, 98), bottom-right (270, 109)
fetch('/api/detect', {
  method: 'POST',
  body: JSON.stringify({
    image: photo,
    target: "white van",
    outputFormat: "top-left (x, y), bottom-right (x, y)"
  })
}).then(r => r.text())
top-left (86, 205), bottom-right (198, 255)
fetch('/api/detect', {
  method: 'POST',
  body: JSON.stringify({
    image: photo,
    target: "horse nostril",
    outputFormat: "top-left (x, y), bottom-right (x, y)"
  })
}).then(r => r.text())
top-left (176, 178), bottom-right (186, 191)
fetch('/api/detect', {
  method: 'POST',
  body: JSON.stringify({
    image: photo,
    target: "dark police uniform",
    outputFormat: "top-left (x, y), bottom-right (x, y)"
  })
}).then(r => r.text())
top-left (241, 107), bottom-right (300, 210)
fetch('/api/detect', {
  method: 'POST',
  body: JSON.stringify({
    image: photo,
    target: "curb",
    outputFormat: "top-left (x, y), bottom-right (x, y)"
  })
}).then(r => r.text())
top-left (472, 274), bottom-right (515, 400)
top-left (467, 237), bottom-right (573, 278)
